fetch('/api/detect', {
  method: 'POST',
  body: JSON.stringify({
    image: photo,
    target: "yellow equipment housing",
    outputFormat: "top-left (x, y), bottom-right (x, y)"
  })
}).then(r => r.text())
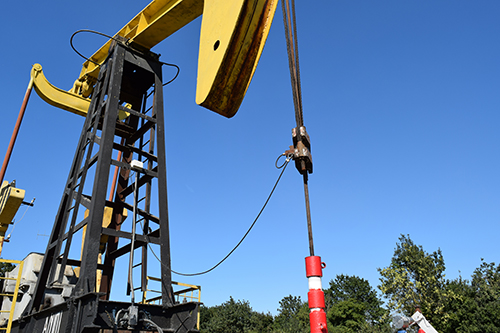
top-left (0, 181), bottom-right (26, 255)
top-left (0, 181), bottom-right (25, 228)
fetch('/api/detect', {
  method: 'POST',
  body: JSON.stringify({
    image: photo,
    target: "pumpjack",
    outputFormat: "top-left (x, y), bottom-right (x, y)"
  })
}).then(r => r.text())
top-left (1, 0), bottom-right (279, 332)
top-left (2, 0), bottom-right (328, 332)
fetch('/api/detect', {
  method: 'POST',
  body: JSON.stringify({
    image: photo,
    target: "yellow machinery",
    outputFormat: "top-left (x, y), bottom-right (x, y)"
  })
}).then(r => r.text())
top-left (2, 0), bottom-right (279, 255)
top-left (142, 278), bottom-right (202, 329)
top-left (32, 0), bottom-right (279, 119)
top-left (0, 183), bottom-right (25, 257)
top-left (0, 1), bottom-right (283, 332)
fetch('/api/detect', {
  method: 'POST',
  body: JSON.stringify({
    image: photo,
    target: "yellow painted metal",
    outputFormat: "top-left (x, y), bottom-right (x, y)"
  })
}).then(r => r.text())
top-left (142, 277), bottom-right (201, 328)
top-left (75, 0), bottom-right (204, 97)
top-left (0, 182), bottom-right (25, 226)
top-left (70, 0), bottom-right (277, 117)
top-left (30, 64), bottom-right (132, 119)
top-left (31, 64), bottom-right (90, 117)
top-left (0, 182), bottom-right (25, 255)
top-left (0, 259), bottom-right (24, 333)
top-left (196, 0), bottom-right (279, 117)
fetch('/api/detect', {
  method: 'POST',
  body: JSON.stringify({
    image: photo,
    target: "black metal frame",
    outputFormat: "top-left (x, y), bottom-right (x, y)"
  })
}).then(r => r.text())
top-left (12, 41), bottom-right (199, 333)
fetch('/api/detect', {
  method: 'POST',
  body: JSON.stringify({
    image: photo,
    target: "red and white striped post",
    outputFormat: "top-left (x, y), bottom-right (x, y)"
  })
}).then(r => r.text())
top-left (305, 256), bottom-right (328, 333)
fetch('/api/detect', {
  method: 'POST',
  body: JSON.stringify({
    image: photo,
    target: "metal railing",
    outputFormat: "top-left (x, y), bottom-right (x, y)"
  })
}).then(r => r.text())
top-left (142, 277), bottom-right (201, 328)
top-left (0, 259), bottom-right (23, 333)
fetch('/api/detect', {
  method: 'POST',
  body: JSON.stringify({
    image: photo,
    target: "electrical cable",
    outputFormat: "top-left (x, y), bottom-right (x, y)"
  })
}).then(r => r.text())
top-left (70, 29), bottom-right (117, 66)
top-left (146, 61), bottom-right (180, 98)
top-left (144, 155), bottom-right (292, 277)
top-left (6, 199), bottom-right (34, 241)
top-left (142, 318), bottom-right (164, 333)
top-left (276, 153), bottom-right (293, 169)
top-left (70, 29), bottom-right (181, 87)
top-left (160, 61), bottom-right (180, 86)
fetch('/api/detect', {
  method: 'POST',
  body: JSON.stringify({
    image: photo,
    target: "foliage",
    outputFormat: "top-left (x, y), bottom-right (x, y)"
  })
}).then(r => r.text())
top-left (325, 274), bottom-right (388, 325)
top-left (378, 234), bottom-right (446, 328)
top-left (272, 295), bottom-right (309, 333)
top-left (0, 262), bottom-right (15, 296)
top-left (0, 262), bottom-right (15, 277)
top-left (249, 311), bottom-right (274, 333)
top-left (325, 275), bottom-right (390, 332)
top-left (327, 299), bottom-right (366, 331)
top-left (199, 296), bottom-right (273, 333)
top-left (439, 261), bottom-right (500, 333)
top-left (199, 237), bottom-right (500, 333)
top-left (468, 260), bottom-right (500, 333)
top-left (440, 276), bottom-right (479, 333)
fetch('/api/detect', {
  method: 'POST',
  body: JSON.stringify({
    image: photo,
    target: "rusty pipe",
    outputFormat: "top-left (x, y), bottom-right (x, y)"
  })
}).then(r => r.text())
top-left (0, 77), bottom-right (34, 185)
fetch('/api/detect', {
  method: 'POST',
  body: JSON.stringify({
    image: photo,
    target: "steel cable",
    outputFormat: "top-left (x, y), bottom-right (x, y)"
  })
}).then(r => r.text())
top-left (281, 0), bottom-right (304, 127)
top-left (145, 156), bottom-right (292, 277)
top-left (281, 0), bottom-right (316, 256)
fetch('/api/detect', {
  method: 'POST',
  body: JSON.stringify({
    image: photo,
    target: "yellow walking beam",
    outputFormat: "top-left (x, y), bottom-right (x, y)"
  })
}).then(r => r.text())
top-left (74, 0), bottom-right (204, 97)
top-left (68, 0), bottom-right (278, 118)
top-left (31, 64), bottom-right (90, 117)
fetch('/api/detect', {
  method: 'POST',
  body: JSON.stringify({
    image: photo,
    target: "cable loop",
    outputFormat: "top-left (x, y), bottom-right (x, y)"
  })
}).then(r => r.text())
top-left (70, 29), bottom-right (117, 66)
top-left (275, 153), bottom-right (286, 169)
top-left (70, 29), bottom-right (180, 89)
top-left (275, 152), bottom-right (295, 169)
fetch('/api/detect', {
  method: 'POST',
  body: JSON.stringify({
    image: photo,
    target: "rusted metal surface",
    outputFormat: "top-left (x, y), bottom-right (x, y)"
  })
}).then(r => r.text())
top-left (0, 78), bottom-right (33, 185)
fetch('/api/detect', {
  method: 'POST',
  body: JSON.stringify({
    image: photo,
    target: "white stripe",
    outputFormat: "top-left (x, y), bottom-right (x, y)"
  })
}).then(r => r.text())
top-left (308, 276), bottom-right (322, 290)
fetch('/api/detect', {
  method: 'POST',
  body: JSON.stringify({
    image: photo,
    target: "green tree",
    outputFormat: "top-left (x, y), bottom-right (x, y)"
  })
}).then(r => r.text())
top-left (0, 262), bottom-right (15, 295)
top-left (200, 296), bottom-right (272, 333)
top-left (470, 260), bottom-right (500, 332)
top-left (325, 275), bottom-right (390, 332)
top-left (325, 274), bottom-right (387, 324)
top-left (378, 235), bottom-right (446, 329)
top-left (440, 261), bottom-right (500, 333)
top-left (440, 276), bottom-right (479, 333)
top-left (0, 262), bottom-right (14, 277)
top-left (328, 299), bottom-right (366, 332)
top-left (250, 311), bottom-right (274, 333)
top-left (272, 295), bottom-right (309, 333)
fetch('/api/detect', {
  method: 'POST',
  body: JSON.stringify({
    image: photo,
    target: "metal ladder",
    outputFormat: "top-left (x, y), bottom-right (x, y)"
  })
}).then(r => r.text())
top-left (0, 259), bottom-right (23, 333)
top-left (14, 40), bottom-right (198, 333)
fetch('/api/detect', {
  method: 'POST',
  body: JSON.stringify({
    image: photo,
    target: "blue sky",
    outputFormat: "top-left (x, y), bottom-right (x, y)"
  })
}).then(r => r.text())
top-left (1, 0), bottom-right (499, 316)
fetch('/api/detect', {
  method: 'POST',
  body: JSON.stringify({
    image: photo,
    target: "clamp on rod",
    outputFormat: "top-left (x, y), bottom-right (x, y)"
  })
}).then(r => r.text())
top-left (285, 125), bottom-right (314, 256)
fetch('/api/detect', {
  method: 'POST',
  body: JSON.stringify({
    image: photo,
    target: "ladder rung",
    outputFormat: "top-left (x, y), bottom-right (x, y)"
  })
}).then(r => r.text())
top-left (0, 277), bottom-right (17, 281)
top-left (133, 262), bottom-right (142, 268)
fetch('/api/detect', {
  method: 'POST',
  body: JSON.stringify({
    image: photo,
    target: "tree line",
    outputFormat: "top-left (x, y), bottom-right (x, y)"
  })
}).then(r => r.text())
top-left (199, 235), bottom-right (500, 333)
